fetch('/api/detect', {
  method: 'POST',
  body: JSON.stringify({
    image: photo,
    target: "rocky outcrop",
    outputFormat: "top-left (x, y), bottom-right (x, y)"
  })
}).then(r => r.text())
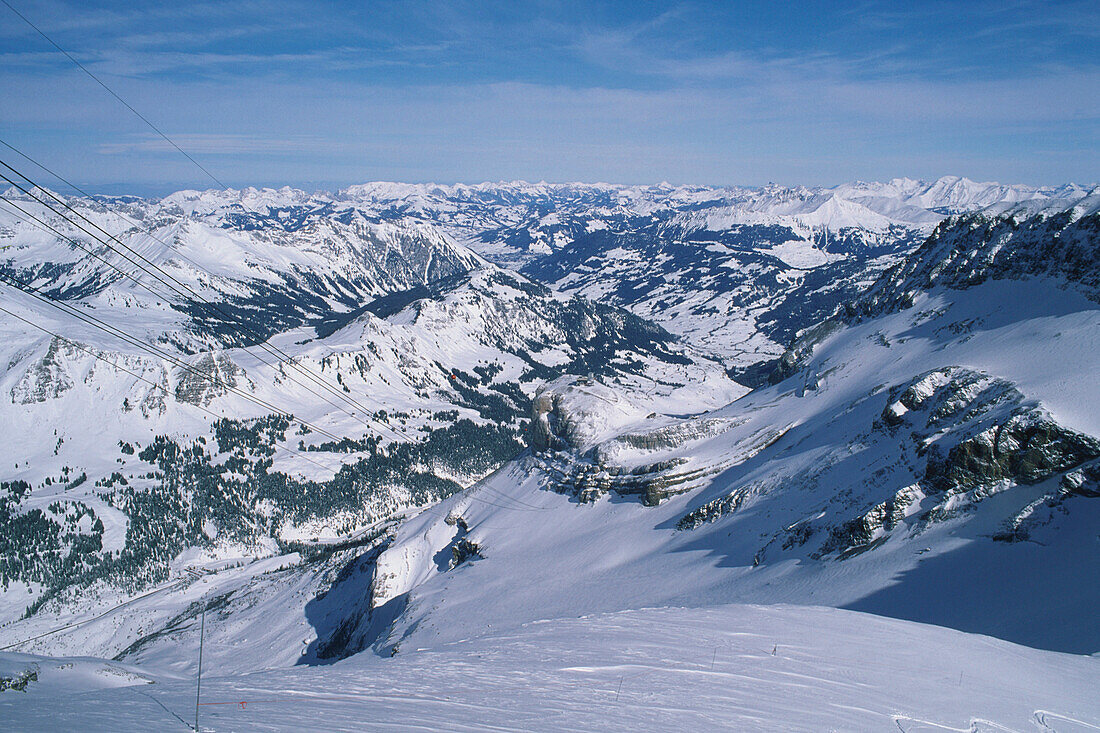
top-left (924, 414), bottom-right (1100, 497)
top-left (851, 211), bottom-right (1100, 320)
top-left (677, 484), bottom-right (763, 530)
top-left (548, 457), bottom-right (703, 506)
top-left (530, 378), bottom-right (738, 506)
top-left (877, 367), bottom-right (1100, 502)
top-left (529, 387), bottom-right (566, 452)
top-left (992, 460), bottom-right (1100, 543)
top-left (820, 367), bottom-right (1100, 557)
top-left (450, 538), bottom-right (482, 569)
top-left (595, 418), bottom-right (735, 462)
top-left (878, 367), bottom-right (1021, 443)
top-left (10, 338), bottom-right (75, 404)
top-left (528, 377), bottom-right (654, 452)
top-left (174, 352), bottom-right (245, 406)
top-left (443, 515), bottom-right (483, 569)
top-left (815, 485), bottom-right (921, 558)
top-left (768, 319), bottom-right (843, 385)
top-left (1060, 461), bottom-right (1100, 498)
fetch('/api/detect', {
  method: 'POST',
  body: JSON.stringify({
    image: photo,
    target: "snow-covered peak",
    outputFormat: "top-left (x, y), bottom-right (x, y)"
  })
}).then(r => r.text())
top-left (156, 185), bottom-right (326, 218)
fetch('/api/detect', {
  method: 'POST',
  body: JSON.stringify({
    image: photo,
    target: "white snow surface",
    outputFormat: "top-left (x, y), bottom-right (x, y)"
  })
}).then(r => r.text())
top-left (362, 275), bottom-right (1100, 662)
top-left (765, 238), bottom-right (843, 269)
top-left (1, 604), bottom-right (1097, 731)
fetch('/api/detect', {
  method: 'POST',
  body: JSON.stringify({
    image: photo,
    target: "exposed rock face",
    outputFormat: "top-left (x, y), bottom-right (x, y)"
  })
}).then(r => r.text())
top-left (528, 377), bottom-right (729, 506)
top-left (924, 415), bottom-right (1100, 496)
top-left (851, 211), bottom-right (1100, 319)
top-left (529, 388), bottom-right (565, 452)
top-left (11, 338), bottom-right (75, 404)
top-left (527, 377), bottom-right (650, 453)
top-left (830, 367), bottom-right (1100, 555)
top-left (443, 515), bottom-right (482, 569)
top-left (815, 485), bottom-right (921, 558)
top-left (450, 538), bottom-right (482, 569)
top-left (595, 419), bottom-right (734, 462)
top-left (879, 367), bottom-right (1020, 439)
top-left (174, 352), bottom-right (245, 406)
top-left (877, 367), bottom-right (1100, 500)
top-left (677, 483), bottom-right (764, 530)
top-left (677, 366), bottom-right (1100, 564)
top-left (768, 319), bottom-right (843, 386)
top-left (548, 458), bottom-right (704, 507)
top-left (1061, 462), bottom-right (1100, 498)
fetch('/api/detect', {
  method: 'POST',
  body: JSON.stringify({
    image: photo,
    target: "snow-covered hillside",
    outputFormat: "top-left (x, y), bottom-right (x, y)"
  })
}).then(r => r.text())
top-left (1, 179), bottom-right (1098, 731)
top-left (0, 249), bottom-right (739, 621)
top-left (342, 207), bottom-right (1100, 657)
top-left (0, 185), bottom-right (484, 347)
top-left (4, 604), bottom-right (1098, 732)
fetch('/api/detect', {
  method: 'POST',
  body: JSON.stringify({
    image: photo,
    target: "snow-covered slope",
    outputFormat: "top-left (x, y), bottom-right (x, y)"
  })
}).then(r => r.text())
top-left (2, 182), bottom-right (1098, 731)
top-left (318, 209), bottom-right (1100, 662)
top-left (16, 206), bottom-right (1087, 671)
top-left (3, 603), bottom-right (1098, 732)
top-left (0, 255), bottom-right (740, 622)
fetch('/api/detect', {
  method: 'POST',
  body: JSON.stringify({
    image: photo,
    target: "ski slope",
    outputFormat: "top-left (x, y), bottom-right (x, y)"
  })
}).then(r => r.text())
top-left (2, 604), bottom-right (1097, 732)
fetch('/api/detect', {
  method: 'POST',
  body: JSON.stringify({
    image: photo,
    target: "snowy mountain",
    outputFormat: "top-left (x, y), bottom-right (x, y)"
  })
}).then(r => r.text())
top-left (515, 181), bottom-right (1098, 372)
top-left (7, 176), bottom-right (1090, 364)
top-left (1, 185), bottom-right (484, 347)
top-left (1, 179), bottom-right (1098, 730)
top-left (339, 175), bottom-right (1092, 260)
top-left (332, 176), bottom-right (1098, 371)
top-left (0, 233), bottom-right (739, 617)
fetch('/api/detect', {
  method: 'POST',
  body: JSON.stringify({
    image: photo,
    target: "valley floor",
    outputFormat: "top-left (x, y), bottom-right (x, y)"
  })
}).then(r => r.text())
top-left (2, 603), bottom-right (1098, 732)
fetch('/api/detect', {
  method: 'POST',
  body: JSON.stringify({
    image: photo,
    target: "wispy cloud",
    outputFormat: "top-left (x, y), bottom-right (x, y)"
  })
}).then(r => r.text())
top-left (96, 133), bottom-right (343, 156)
top-left (0, 0), bottom-right (1096, 189)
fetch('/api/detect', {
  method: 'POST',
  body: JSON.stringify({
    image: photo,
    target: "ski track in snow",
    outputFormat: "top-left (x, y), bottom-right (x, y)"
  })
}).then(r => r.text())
top-left (3, 604), bottom-right (1098, 732)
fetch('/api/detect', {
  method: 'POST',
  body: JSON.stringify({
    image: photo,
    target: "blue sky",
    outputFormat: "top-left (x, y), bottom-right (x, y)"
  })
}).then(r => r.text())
top-left (1, 0), bottom-right (1097, 193)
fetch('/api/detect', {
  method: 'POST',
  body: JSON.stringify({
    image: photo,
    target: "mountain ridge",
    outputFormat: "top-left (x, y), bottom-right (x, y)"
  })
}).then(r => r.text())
top-left (1, 181), bottom-right (1097, 730)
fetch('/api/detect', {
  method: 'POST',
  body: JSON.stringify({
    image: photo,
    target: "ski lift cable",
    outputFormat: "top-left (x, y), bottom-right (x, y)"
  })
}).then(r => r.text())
top-left (0, 0), bottom-right (227, 190)
top-left (0, 271), bottom-right (348, 444)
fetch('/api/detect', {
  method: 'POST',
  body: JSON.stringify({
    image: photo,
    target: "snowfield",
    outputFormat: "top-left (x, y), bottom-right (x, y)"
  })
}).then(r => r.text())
top-left (2, 604), bottom-right (1097, 732)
